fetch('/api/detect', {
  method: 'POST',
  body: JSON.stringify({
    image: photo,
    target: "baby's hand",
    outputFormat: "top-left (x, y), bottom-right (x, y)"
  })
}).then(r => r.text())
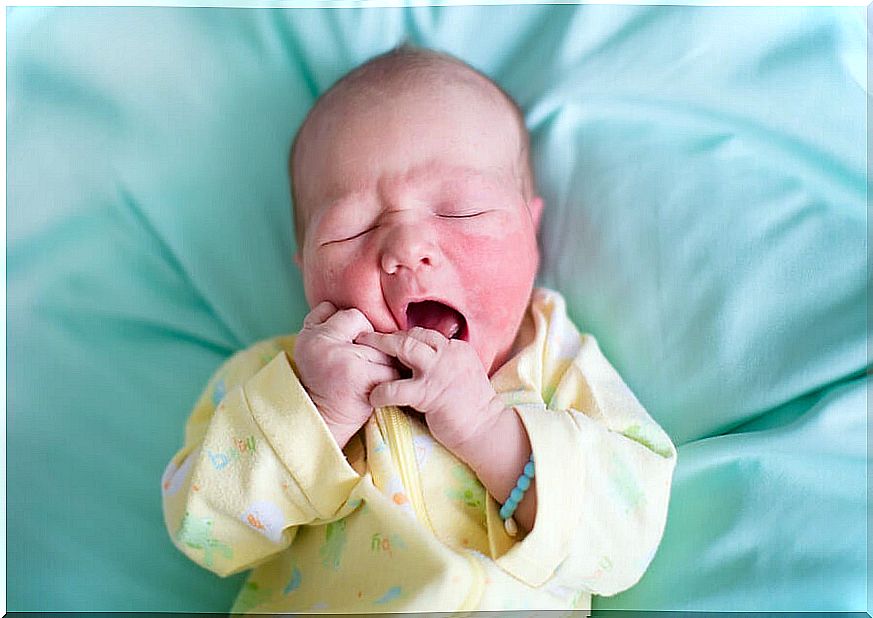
top-left (295, 302), bottom-right (400, 448)
top-left (354, 328), bottom-right (504, 464)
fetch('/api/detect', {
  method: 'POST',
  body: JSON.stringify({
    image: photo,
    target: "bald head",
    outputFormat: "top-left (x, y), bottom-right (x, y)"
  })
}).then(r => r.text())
top-left (288, 45), bottom-right (534, 247)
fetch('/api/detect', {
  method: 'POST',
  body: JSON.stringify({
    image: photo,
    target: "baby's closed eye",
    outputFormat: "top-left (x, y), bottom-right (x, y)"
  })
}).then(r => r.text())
top-left (321, 225), bottom-right (378, 245)
top-left (435, 203), bottom-right (497, 219)
top-left (437, 212), bottom-right (487, 219)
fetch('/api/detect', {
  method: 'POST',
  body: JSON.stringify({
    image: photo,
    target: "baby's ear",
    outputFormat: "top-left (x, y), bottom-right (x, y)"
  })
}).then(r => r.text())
top-left (527, 196), bottom-right (544, 230)
top-left (293, 251), bottom-right (303, 269)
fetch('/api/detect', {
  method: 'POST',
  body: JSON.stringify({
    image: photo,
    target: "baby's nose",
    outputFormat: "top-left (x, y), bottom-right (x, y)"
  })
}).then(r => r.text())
top-left (380, 224), bottom-right (440, 275)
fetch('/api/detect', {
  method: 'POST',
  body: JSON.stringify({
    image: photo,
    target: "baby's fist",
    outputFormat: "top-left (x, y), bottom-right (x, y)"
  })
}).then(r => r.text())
top-left (354, 327), bottom-right (503, 463)
top-left (294, 302), bottom-right (400, 448)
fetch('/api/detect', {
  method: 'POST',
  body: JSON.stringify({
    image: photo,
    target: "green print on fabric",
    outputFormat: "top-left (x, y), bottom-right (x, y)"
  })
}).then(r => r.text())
top-left (446, 465), bottom-right (485, 509)
top-left (176, 512), bottom-right (233, 567)
top-left (234, 581), bottom-right (273, 613)
top-left (621, 424), bottom-right (673, 458)
top-left (319, 520), bottom-right (347, 570)
top-left (609, 453), bottom-right (645, 510)
top-left (589, 555), bottom-right (614, 581)
top-left (370, 532), bottom-right (406, 556)
top-left (542, 383), bottom-right (557, 406)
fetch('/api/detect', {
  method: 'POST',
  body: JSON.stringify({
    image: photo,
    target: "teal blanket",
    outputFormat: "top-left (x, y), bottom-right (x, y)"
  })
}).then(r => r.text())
top-left (7, 5), bottom-right (867, 612)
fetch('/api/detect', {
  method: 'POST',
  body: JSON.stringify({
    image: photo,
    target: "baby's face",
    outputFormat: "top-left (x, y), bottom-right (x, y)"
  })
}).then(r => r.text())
top-left (294, 79), bottom-right (542, 374)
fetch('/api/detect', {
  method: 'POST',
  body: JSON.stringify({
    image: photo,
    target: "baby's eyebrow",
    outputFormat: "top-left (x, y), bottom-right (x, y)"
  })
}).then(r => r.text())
top-left (437, 171), bottom-right (507, 198)
top-left (321, 182), bottom-right (371, 206)
top-left (312, 191), bottom-right (378, 232)
top-left (317, 167), bottom-right (508, 216)
top-left (317, 186), bottom-right (375, 217)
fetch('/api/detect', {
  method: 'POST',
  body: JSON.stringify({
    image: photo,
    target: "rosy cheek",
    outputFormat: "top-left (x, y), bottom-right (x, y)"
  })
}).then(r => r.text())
top-left (303, 245), bottom-right (394, 330)
top-left (308, 253), bottom-right (368, 303)
top-left (442, 221), bottom-right (538, 366)
top-left (446, 224), bottom-right (536, 297)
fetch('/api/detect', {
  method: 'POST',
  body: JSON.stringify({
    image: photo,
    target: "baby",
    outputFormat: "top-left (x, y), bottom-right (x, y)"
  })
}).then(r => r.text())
top-left (162, 45), bottom-right (676, 614)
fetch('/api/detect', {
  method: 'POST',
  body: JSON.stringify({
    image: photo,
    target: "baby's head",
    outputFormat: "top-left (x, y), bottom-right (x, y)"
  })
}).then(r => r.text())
top-left (289, 45), bottom-right (543, 374)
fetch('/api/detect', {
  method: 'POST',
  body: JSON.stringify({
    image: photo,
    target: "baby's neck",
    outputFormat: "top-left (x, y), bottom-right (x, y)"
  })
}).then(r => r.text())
top-left (491, 308), bottom-right (536, 376)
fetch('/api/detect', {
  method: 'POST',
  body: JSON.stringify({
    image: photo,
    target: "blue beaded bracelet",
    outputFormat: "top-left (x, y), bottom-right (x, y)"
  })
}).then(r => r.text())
top-left (499, 453), bottom-right (535, 527)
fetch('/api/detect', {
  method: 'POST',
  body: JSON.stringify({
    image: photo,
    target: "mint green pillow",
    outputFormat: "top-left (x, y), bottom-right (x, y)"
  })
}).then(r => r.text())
top-left (8, 5), bottom-right (866, 612)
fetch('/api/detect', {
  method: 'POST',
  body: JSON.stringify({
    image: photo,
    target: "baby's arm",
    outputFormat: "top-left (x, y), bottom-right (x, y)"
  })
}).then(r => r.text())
top-left (483, 293), bottom-right (677, 596)
top-left (161, 338), bottom-right (364, 577)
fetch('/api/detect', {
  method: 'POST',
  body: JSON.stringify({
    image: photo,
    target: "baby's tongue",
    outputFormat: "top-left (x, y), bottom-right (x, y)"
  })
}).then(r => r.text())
top-left (406, 301), bottom-right (463, 339)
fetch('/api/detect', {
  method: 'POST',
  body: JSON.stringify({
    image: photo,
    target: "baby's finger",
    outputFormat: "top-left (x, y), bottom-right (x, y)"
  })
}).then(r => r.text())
top-left (355, 331), bottom-right (435, 372)
top-left (352, 342), bottom-right (397, 368)
top-left (303, 301), bottom-right (337, 328)
top-left (405, 326), bottom-right (447, 351)
top-left (324, 307), bottom-right (375, 341)
top-left (367, 362), bottom-right (402, 386)
top-left (369, 378), bottom-right (422, 410)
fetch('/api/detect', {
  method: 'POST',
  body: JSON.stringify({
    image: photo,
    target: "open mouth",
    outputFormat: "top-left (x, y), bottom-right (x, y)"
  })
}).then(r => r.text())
top-left (405, 300), bottom-right (468, 341)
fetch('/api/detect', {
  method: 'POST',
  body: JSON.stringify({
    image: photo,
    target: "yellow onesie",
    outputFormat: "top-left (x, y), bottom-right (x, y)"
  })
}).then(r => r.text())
top-left (162, 288), bottom-right (677, 614)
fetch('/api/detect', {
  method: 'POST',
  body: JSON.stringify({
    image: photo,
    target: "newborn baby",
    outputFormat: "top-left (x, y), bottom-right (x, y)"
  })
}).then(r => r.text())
top-left (162, 45), bottom-right (676, 614)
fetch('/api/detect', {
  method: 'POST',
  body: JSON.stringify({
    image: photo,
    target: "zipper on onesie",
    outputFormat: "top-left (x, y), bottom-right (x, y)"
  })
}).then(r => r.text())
top-left (375, 405), bottom-right (435, 532)
top-left (373, 405), bottom-right (485, 612)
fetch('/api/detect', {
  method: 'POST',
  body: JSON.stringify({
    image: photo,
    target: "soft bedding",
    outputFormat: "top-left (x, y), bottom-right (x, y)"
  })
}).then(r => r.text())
top-left (7, 5), bottom-right (867, 612)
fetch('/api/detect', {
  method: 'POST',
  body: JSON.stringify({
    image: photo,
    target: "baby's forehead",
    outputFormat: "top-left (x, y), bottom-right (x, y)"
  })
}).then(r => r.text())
top-left (300, 86), bottom-right (521, 190)
top-left (317, 61), bottom-right (513, 130)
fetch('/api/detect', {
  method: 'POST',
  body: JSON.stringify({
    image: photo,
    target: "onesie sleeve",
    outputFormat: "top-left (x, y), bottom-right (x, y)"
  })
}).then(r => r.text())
top-left (486, 292), bottom-right (677, 596)
top-left (161, 338), bottom-right (363, 577)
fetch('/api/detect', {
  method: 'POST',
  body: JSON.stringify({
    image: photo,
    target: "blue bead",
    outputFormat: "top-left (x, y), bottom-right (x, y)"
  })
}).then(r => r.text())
top-left (523, 461), bottom-right (535, 478)
top-left (510, 487), bottom-right (525, 503)
top-left (516, 475), bottom-right (531, 491)
top-left (499, 502), bottom-right (515, 520)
